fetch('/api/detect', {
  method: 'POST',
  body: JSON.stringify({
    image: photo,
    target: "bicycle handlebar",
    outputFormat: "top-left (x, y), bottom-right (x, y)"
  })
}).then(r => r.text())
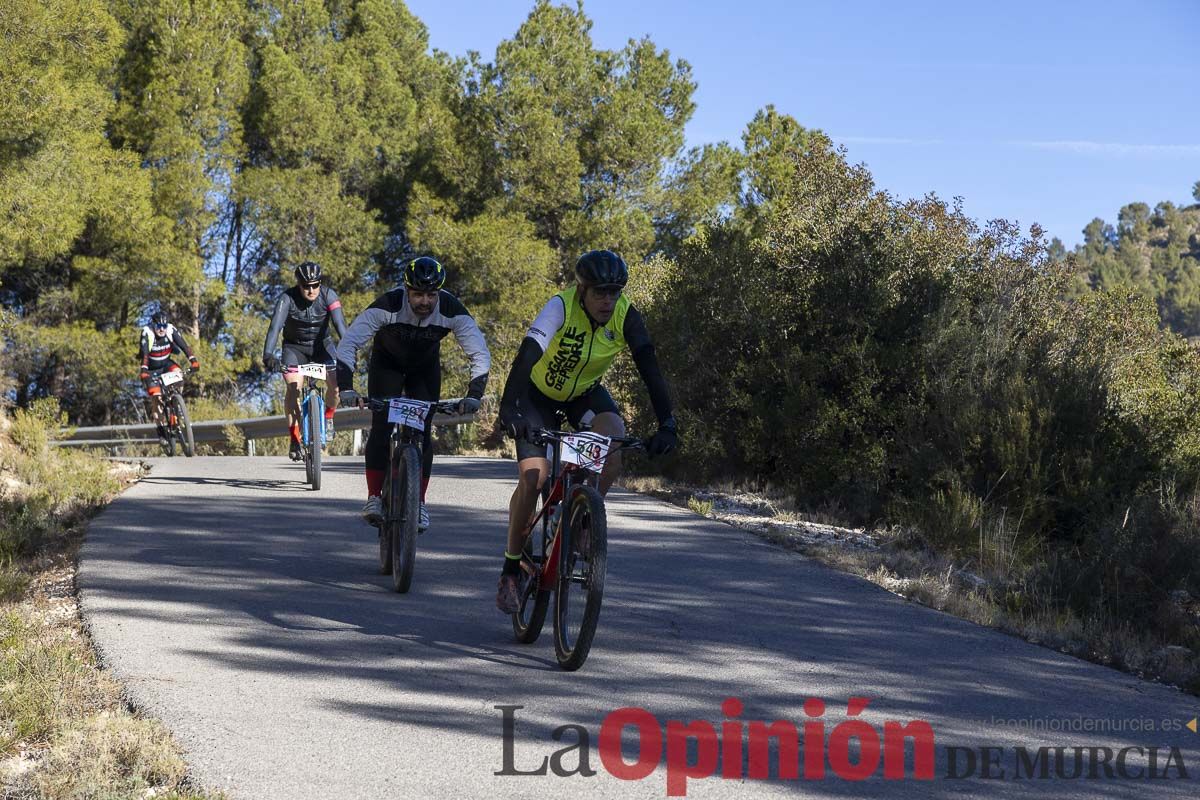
top-left (529, 427), bottom-right (646, 451)
top-left (362, 397), bottom-right (463, 415)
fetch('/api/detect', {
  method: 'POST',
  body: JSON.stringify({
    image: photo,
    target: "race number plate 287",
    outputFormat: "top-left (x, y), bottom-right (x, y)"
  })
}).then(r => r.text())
top-left (159, 370), bottom-right (183, 386)
top-left (388, 398), bottom-right (431, 431)
top-left (296, 363), bottom-right (327, 380)
top-left (561, 431), bottom-right (611, 472)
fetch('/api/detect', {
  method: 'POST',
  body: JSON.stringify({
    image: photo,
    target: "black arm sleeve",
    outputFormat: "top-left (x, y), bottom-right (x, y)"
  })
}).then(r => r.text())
top-left (330, 304), bottom-right (348, 340)
top-left (624, 307), bottom-right (673, 426)
top-left (336, 362), bottom-right (355, 392)
top-left (172, 330), bottom-right (194, 360)
top-left (263, 295), bottom-right (289, 361)
top-left (467, 373), bottom-right (489, 400)
top-left (324, 287), bottom-right (348, 340)
top-left (500, 337), bottom-right (545, 412)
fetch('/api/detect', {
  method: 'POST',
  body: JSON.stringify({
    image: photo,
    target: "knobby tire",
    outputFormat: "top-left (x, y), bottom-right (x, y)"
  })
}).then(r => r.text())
top-left (307, 391), bottom-right (322, 491)
top-left (512, 487), bottom-right (552, 643)
top-left (553, 485), bottom-right (607, 671)
top-left (173, 394), bottom-right (194, 457)
top-left (390, 445), bottom-right (421, 593)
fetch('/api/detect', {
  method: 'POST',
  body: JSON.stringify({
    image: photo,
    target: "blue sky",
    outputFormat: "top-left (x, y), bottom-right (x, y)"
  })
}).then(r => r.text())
top-left (404, 0), bottom-right (1200, 247)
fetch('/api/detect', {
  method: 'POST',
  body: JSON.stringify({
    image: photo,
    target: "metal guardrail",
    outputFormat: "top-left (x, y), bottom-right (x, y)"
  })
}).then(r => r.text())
top-left (56, 403), bottom-right (477, 451)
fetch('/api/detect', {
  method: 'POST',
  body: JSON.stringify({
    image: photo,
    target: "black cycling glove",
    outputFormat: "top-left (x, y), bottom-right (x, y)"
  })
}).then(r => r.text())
top-left (646, 418), bottom-right (678, 457)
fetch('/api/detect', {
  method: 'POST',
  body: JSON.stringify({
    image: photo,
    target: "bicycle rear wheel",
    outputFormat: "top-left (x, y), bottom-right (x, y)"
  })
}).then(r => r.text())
top-left (512, 494), bottom-right (551, 643)
top-left (513, 482), bottom-right (554, 642)
top-left (306, 391), bottom-right (322, 491)
top-left (389, 445), bottom-right (421, 593)
top-left (553, 485), bottom-right (607, 671)
top-left (377, 463), bottom-right (392, 575)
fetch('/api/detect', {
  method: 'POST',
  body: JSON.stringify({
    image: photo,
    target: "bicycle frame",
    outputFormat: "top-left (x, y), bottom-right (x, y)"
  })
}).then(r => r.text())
top-left (521, 430), bottom-right (642, 587)
top-left (363, 396), bottom-right (460, 588)
top-left (154, 371), bottom-right (185, 420)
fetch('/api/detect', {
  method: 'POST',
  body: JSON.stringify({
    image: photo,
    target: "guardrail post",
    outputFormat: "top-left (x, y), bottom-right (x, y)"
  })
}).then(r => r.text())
top-left (245, 439), bottom-right (256, 457)
top-left (352, 428), bottom-right (363, 456)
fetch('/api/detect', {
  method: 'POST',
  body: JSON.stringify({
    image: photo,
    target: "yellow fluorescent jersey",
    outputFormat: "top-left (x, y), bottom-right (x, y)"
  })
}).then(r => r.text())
top-left (529, 286), bottom-right (631, 401)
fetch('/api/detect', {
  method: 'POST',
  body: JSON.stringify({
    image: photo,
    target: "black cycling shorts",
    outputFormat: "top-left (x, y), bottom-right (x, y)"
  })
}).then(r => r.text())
top-left (514, 382), bottom-right (620, 461)
top-left (282, 340), bottom-right (335, 367)
top-left (363, 349), bottom-right (441, 473)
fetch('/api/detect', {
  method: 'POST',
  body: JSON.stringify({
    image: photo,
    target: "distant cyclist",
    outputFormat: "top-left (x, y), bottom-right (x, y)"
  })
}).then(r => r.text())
top-left (138, 310), bottom-right (200, 443)
top-left (263, 261), bottom-right (348, 461)
top-left (495, 250), bottom-right (677, 613)
top-left (336, 256), bottom-right (491, 532)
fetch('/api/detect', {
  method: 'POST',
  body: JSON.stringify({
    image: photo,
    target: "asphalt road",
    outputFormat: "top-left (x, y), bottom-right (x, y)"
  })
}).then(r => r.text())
top-left (79, 456), bottom-right (1200, 798)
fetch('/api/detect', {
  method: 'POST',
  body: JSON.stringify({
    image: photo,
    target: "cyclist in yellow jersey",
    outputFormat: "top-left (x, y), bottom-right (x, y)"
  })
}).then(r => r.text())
top-left (495, 250), bottom-right (677, 613)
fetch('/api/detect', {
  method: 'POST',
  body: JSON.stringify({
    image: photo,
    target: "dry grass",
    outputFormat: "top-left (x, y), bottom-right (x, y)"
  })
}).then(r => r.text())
top-left (0, 550), bottom-right (221, 799)
top-left (0, 403), bottom-right (223, 799)
top-left (23, 714), bottom-right (189, 799)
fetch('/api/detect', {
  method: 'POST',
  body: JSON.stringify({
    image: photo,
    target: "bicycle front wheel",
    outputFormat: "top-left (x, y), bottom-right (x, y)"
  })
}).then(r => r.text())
top-left (306, 391), bottom-right (322, 491)
top-left (553, 485), bottom-right (607, 671)
top-left (173, 395), bottom-right (194, 457)
top-left (389, 445), bottom-right (421, 593)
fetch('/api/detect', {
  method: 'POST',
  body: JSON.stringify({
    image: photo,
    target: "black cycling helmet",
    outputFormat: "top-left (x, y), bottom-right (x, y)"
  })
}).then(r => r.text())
top-left (575, 249), bottom-right (628, 288)
top-left (404, 256), bottom-right (446, 292)
top-left (294, 261), bottom-right (322, 284)
top-left (150, 311), bottom-right (169, 328)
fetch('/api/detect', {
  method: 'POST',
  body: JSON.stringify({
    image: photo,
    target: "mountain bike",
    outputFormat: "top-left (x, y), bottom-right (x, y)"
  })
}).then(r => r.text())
top-left (365, 397), bottom-right (459, 593)
top-left (291, 363), bottom-right (332, 491)
top-left (510, 428), bottom-right (644, 671)
top-left (154, 368), bottom-right (194, 458)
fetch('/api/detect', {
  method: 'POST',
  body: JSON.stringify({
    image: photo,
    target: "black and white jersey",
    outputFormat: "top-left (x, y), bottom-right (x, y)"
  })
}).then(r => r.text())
top-left (335, 288), bottom-right (491, 398)
top-left (138, 324), bottom-right (193, 371)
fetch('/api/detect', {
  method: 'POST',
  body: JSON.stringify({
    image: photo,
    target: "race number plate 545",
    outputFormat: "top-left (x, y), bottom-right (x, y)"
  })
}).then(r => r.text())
top-left (159, 370), bottom-right (183, 386)
top-left (388, 398), bottom-right (431, 431)
top-left (561, 431), bottom-right (611, 472)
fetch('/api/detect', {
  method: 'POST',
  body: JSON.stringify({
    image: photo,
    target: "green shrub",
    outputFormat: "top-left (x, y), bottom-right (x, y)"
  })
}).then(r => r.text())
top-left (10, 396), bottom-right (70, 455)
top-left (1, 399), bottom-right (120, 562)
top-left (639, 144), bottom-right (1200, 643)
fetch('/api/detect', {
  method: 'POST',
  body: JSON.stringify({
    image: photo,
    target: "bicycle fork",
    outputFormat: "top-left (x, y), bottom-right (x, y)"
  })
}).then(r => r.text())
top-left (300, 387), bottom-right (326, 448)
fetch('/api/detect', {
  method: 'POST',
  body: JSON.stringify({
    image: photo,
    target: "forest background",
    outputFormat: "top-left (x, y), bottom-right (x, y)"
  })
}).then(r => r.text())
top-left (4, 0), bottom-right (1200, 684)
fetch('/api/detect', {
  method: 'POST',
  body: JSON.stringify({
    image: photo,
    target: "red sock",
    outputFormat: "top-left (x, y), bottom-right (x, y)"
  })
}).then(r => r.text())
top-left (420, 475), bottom-right (430, 503)
top-left (289, 424), bottom-right (301, 444)
top-left (324, 408), bottom-right (335, 420)
top-left (366, 469), bottom-right (384, 498)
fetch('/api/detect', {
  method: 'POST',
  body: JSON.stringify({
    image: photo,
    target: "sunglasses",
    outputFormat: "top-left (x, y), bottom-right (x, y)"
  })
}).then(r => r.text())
top-left (300, 282), bottom-right (321, 290)
top-left (590, 285), bottom-right (623, 299)
top-left (153, 324), bottom-right (168, 330)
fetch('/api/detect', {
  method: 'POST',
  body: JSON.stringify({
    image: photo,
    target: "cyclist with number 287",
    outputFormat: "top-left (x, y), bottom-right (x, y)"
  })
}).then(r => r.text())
top-left (495, 249), bottom-right (678, 614)
top-left (336, 257), bottom-right (491, 533)
top-left (262, 261), bottom-right (348, 462)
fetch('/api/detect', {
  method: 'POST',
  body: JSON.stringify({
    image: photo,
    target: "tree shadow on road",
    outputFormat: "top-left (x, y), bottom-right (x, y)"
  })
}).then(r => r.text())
top-left (78, 457), bottom-right (1200, 798)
